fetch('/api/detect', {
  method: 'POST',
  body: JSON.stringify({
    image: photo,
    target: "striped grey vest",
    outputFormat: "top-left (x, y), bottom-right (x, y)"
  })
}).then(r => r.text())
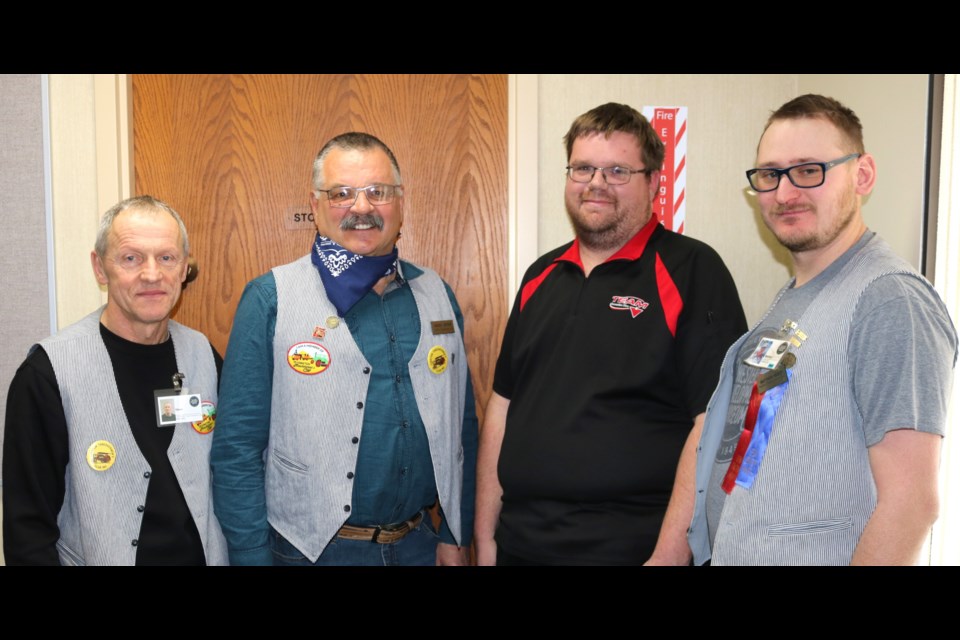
top-left (690, 236), bottom-right (942, 565)
top-left (42, 308), bottom-right (228, 566)
top-left (268, 256), bottom-right (467, 562)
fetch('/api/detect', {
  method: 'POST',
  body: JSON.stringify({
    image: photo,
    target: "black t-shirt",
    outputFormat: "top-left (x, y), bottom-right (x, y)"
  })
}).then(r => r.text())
top-left (2, 324), bottom-right (222, 565)
top-left (492, 220), bottom-right (747, 564)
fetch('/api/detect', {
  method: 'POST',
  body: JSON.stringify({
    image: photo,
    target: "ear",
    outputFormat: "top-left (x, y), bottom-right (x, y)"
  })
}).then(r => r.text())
top-left (179, 255), bottom-right (189, 284)
top-left (855, 153), bottom-right (877, 196)
top-left (309, 191), bottom-right (320, 215)
top-left (91, 251), bottom-right (109, 286)
top-left (646, 170), bottom-right (662, 204)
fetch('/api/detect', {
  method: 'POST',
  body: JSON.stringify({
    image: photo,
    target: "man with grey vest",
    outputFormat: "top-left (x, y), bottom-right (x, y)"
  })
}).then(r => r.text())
top-left (647, 95), bottom-right (957, 566)
top-left (211, 132), bottom-right (477, 566)
top-left (3, 195), bottom-right (228, 565)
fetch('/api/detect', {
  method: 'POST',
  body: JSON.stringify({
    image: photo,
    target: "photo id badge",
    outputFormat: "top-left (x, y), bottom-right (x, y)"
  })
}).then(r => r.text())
top-left (744, 337), bottom-right (790, 370)
top-left (154, 389), bottom-right (203, 427)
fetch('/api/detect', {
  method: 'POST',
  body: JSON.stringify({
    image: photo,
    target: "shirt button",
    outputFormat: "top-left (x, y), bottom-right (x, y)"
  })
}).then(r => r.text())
top-left (346, 472), bottom-right (355, 479)
top-left (395, 375), bottom-right (402, 383)
top-left (137, 505), bottom-right (145, 513)
top-left (351, 437), bottom-right (359, 444)
top-left (389, 334), bottom-right (396, 342)
top-left (344, 505), bottom-right (351, 513)
top-left (402, 421), bottom-right (409, 429)
top-left (356, 401), bottom-right (364, 409)
top-left (362, 367), bottom-right (371, 374)
top-left (143, 471), bottom-right (151, 479)
top-left (131, 539), bottom-right (138, 547)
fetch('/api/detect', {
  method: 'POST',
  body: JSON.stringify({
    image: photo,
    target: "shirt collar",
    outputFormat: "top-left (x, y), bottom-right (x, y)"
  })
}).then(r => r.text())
top-left (555, 215), bottom-right (661, 269)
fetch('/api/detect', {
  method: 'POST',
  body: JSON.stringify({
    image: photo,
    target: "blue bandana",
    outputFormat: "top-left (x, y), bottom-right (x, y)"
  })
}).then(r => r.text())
top-left (311, 234), bottom-right (399, 316)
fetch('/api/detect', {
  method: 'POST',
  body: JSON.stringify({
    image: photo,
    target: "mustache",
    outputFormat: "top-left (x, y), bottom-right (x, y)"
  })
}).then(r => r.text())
top-left (340, 213), bottom-right (385, 231)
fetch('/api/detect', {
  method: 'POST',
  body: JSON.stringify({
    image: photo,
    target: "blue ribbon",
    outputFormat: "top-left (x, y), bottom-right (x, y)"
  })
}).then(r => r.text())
top-left (736, 368), bottom-right (792, 490)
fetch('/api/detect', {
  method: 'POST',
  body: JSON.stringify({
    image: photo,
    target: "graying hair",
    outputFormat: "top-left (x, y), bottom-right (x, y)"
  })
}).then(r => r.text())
top-left (312, 132), bottom-right (402, 191)
top-left (94, 195), bottom-right (189, 258)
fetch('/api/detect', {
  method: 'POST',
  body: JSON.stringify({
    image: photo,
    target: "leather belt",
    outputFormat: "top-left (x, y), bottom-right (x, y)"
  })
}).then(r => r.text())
top-left (336, 511), bottom-right (424, 544)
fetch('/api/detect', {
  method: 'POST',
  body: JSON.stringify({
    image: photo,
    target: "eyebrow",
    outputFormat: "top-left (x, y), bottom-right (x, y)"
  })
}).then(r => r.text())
top-left (756, 157), bottom-right (822, 168)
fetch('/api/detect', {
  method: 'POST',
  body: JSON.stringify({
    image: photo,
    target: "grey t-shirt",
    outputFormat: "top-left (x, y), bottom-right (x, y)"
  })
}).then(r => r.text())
top-left (706, 232), bottom-right (957, 544)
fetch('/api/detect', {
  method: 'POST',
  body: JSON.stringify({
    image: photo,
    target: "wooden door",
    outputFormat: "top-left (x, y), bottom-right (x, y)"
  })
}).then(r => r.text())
top-left (132, 74), bottom-right (508, 416)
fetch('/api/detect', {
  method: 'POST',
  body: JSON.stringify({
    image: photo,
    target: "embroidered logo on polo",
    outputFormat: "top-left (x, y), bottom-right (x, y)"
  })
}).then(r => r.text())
top-left (609, 295), bottom-right (650, 318)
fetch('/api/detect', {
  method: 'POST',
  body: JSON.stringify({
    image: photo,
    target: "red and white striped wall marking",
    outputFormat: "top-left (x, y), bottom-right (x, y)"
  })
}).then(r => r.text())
top-left (642, 106), bottom-right (687, 234)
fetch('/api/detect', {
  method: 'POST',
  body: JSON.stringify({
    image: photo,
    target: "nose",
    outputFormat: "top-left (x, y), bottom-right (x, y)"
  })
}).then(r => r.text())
top-left (140, 256), bottom-right (162, 281)
top-left (351, 189), bottom-right (375, 213)
top-left (588, 168), bottom-right (608, 187)
top-left (774, 173), bottom-right (799, 203)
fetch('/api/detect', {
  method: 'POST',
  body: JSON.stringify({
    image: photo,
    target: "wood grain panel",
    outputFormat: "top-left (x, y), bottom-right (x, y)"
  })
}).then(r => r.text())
top-left (133, 74), bottom-right (507, 416)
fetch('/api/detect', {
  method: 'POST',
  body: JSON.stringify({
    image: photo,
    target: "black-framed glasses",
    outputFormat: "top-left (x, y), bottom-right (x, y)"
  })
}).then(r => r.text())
top-left (566, 165), bottom-right (653, 185)
top-left (316, 184), bottom-right (403, 208)
top-left (746, 153), bottom-right (861, 192)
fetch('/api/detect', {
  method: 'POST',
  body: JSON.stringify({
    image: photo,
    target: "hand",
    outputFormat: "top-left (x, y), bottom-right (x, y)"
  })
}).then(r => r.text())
top-left (436, 542), bottom-right (470, 566)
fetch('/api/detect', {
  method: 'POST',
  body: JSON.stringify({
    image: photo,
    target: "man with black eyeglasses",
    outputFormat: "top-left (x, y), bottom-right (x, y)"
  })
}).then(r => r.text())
top-left (211, 132), bottom-right (477, 566)
top-left (476, 103), bottom-right (746, 565)
top-left (650, 94), bottom-right (957, 565)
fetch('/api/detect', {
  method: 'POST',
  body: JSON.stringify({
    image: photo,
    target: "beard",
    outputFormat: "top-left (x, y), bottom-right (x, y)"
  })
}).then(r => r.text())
top-left (565, 187), bottom-right (651, 253)
top-left (765, 183), bottom-right (858, 253)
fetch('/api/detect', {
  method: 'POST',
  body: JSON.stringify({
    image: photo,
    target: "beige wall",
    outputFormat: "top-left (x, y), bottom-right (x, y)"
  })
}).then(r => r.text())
top-left (537, 74), bottom-right (930, 324)
top-left (799, 75), bottom-right (929, 271)
top-left (538, 74), bottom-right (797, 323)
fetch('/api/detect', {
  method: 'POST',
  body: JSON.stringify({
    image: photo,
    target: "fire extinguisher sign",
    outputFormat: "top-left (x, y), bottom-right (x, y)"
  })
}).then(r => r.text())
top-left (642, 106), bottom-right (687, 235)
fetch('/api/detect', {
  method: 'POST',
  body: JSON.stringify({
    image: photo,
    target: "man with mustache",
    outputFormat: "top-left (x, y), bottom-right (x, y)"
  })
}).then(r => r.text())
top-left (476, 103), bottom-right (747, 565)
top-left (651, 94), bottom-right (957, 565)
top-left (211, 132), bottom-right (477, 566)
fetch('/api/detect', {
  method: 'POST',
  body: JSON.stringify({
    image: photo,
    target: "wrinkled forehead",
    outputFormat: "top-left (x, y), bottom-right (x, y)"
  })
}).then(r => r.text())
top-left (107, 206), bottom-right (183, 249)
top-left (322, 147), bottom-right (399, 186)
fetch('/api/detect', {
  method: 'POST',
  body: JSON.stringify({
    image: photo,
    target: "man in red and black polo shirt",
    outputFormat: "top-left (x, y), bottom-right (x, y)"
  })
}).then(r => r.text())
top-left (475, 103), bottom-right (747, 565)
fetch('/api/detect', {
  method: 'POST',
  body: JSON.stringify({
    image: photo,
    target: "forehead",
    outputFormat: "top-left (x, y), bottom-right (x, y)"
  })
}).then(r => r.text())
top-left (757, 117), bottom-right (848, 167)
top-left (570, 131), bottom-right (644, 166)
top-left (108, 207), bottom-right (181, 250)
top-left (322, 147), bottom-right (396, 185)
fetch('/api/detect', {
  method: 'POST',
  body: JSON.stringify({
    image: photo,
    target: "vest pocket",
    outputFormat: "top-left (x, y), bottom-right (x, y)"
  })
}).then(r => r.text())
top-left (56, 539), bottom-right (86, 566)
top-left (272, 450), bottom-right (309, 474)
top-left (766, 517), bottom-right (853, 536)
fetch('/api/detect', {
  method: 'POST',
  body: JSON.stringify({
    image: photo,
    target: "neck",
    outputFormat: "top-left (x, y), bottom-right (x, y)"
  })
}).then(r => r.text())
top-left (100, 309), bottom-right (170, 345)
top-left (792, 220), bottom-right (867, 287)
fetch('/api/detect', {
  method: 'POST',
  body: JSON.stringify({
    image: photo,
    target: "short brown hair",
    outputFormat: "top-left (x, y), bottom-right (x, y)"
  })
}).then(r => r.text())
top-left (764, 94), bottom-right (865, 153)
top-left (563, 103), bottom-right (665, 171)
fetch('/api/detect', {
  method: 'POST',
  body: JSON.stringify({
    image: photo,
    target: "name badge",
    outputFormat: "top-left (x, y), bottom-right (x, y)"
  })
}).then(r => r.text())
top-left (431, 320), bottom-right (455, 335)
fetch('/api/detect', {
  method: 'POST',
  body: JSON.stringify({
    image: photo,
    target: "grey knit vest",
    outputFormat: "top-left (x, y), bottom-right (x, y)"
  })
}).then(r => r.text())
top-left (692, 236), bottom-right (945, 565)
top-left (268, 256), bottom-right (467, 562)
top-left (42, 308), bottom-right (228, 566)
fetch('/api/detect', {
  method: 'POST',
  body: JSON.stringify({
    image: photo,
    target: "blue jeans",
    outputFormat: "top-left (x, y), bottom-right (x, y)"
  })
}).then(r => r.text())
top-left (270, 511), bottom-right (440, 566)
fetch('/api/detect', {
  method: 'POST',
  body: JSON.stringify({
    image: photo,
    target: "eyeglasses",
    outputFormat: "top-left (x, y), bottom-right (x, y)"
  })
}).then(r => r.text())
top-left (316, 184), bottom-right (403, 208)
top-left (566, 165), bottom-right (653, 185)
top-left (746, 153), bottom-right (861, 192)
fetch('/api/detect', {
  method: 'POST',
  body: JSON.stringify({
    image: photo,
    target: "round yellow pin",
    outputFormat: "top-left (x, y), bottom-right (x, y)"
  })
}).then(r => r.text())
top-left (427, 345), bottom-right (448, 374)
top-left (86, 440), bottom-right (117, 471)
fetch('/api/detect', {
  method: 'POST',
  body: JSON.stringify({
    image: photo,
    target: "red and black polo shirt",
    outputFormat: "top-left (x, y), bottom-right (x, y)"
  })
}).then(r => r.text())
top-left (492, 216), bottom-right (747, 565)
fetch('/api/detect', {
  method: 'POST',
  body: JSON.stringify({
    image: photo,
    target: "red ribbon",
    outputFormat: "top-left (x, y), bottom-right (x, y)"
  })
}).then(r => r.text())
top-left (721, 381), bottom-right (765, 494)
